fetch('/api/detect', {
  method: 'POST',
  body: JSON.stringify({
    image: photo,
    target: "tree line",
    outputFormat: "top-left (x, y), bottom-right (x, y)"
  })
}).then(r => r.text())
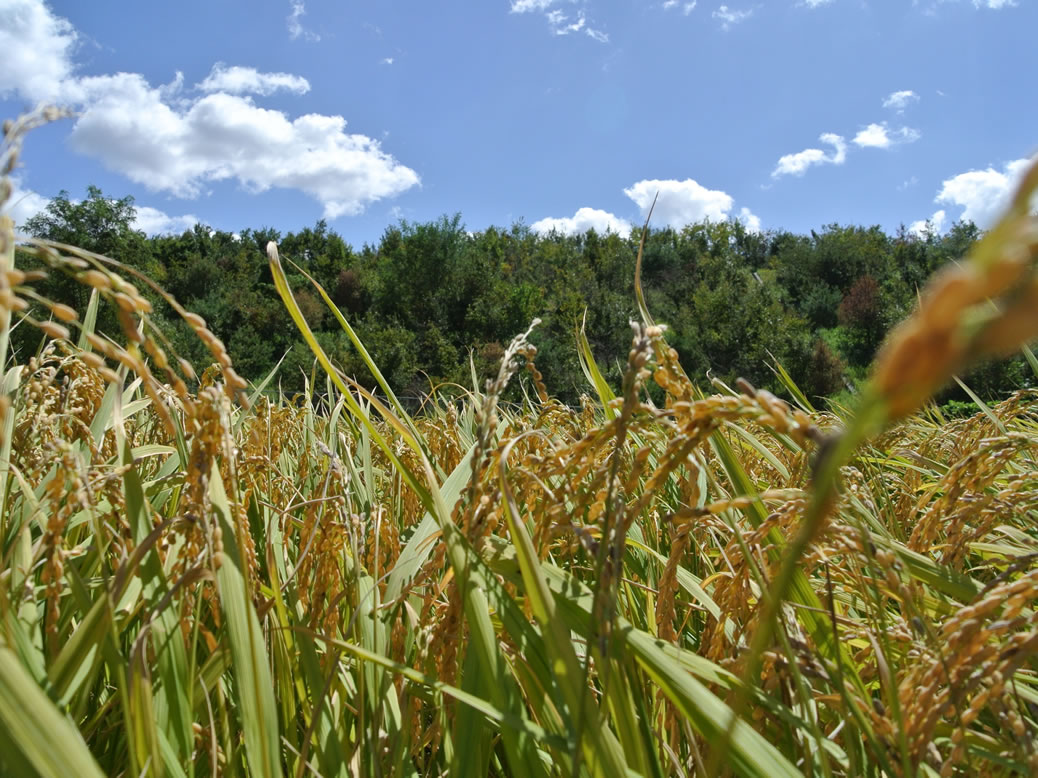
top-left (14, 186), bottom-right (1031, 408)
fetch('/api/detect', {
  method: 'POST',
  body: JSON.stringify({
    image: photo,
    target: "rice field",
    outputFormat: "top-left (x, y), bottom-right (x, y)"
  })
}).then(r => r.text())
top-left (2, 112), bottom-right (1038, 776)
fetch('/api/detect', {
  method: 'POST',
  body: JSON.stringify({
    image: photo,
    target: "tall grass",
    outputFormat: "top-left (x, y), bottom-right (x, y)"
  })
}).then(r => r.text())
top-left (1, 109), bottom-right (1038, 776)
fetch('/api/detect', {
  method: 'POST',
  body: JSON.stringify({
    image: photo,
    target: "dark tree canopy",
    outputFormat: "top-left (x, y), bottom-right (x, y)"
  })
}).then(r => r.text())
top-left (14, 185), bottom-right (1030, 409)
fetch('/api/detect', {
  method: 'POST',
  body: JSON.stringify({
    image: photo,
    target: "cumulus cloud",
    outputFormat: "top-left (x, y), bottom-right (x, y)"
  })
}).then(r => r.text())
top-left (712, 4), bottom-right (754, 30)
top-left (909, 209), bottom-right (946, 238)
top-left (624, 178), bottom-right (737, 227)
top-left (67, 77), bottom-right (420, 218)
top-left (852, 124), bottom-right (890, 149)
top-left (852, 122), bottom-right (921, 149)
top-left (0, 0), bottom-right (419, 220)
top-left (933, 156), bottom-right (1036, 228)
top-left (197, 64), bottom-right (310, 96)
top-left (737, 206), bottom-right (761, 233)
top-left (883, 89), bottom-right (919, 112)
top-left (0, 0), bottom-right (78, 103)
top-left (531, 206), bottom-right (631, 236)
top-left (801, 0), bottom-right (834, 7)
top-left (663, 1), bottom-right (698, 13)
top-left (771, 133), bottom-right (847, 178)
top-left (132, 205), bottom-right (199, 236)
top-left (534, 176), bottom-right (759, 236)
top-left (3, 177), bottom-right (50, 229)
top-left (774, 121), bottom-right (916, 180)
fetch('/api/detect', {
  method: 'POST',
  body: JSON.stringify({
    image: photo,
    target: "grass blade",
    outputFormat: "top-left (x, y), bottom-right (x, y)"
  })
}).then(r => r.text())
top-left (215, 552), bottom-right (283, 778)
top-left (0, 646), bottom-right (106, 778)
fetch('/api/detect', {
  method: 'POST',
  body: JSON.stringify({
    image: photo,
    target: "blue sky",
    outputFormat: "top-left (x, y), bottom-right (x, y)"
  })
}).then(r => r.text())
top-left (1, 0), bottom-right (1035, 246)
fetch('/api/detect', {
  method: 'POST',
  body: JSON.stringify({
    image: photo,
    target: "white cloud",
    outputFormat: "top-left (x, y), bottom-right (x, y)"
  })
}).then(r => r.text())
top-left (664, 1), bottom-right (698, 13)
top-left (933, 156), bottom-right (1036, 228)
top-left (510, 0), bottom-right (558, 11)
top-left (712, 4), bottom-right (753, 30)
top-left (774, 148), bottom-right (828, 175)
top-left (531, 206), bottom-right (631, 236)
top-left (67, 77), bottom-right (420, 218)
top-left (197, 64), bottom-right (310, 96)
top-left (737, 206), bottom-right (761, 233)
top-left (0, 0), bottom-right (79, 104)
top-left (853, 123), bottom-right (890, 149)
top-left (0, 1), bottom-right (418, 221)
top-left (883, 89), bottom-right (919, 112)
top-left (536, 176), bottom-right (759, 236)
top-left (663, 0), bottom-right (678, 7)
top-left (548, 9), bottom-right (585, 35)
top-left (380, 57), bottom-right (394, 65)
top-left (133, 205), bottom-right (199, 236)
top-left (852, 122), bottom-right (920, 149)
top-left (801, 0), bottom-right (834, 7)
top-left (921, 0), bottom-right (1015, 14)
top-left (624, 178), bottom-right (736, 227)
top-left (510, 0), bottom-right (609, 42)
top-left (3, 176), bottom-right (50, 229)
top-left (771, 133), bottom-right (847, 178)
top-left (287, 1), bottom-right (320, 41)
top-left (909, 209), bottom-right (946, 237)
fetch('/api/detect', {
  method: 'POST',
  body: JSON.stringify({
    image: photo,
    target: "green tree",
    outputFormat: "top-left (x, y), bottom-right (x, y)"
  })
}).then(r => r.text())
top-left (25, 186), bottom-right (144, 258)
top-left (16, 186), bottom-right (156, 359)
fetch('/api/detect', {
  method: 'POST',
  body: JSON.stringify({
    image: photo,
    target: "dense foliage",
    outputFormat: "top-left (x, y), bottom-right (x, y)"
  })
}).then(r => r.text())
top-left (16, 188), bottom-right (1030, 408)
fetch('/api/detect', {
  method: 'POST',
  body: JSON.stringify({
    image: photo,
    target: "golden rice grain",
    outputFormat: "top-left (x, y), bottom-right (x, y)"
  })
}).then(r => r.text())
top-left (80, 270), bottom-right (111, 290)
top-left (49, 302), bottom-right (78, 322)
top-left (37, 321), bottom-right (70, 341)
top-left (79, 351), bottom-right (105, 369)
top-left (97, 366), bottom-right (120, 384)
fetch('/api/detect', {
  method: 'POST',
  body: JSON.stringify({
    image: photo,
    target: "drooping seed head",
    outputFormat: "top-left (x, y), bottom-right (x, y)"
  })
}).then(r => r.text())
top-left (49, 303), bottom-right (78, 322)
top-left (38, 321), bottom-right (70, 341)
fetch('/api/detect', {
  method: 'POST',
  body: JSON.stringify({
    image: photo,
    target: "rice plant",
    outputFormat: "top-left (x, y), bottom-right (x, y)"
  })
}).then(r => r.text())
top-left (2, 107), bottom-right (1038, 777)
